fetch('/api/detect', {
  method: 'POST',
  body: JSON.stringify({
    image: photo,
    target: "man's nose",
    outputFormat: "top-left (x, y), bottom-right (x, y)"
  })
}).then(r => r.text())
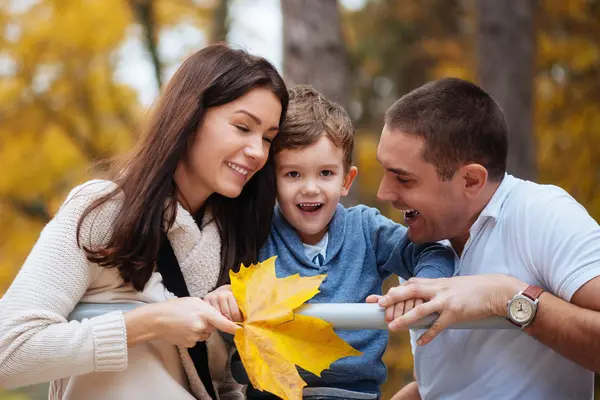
top-left (377, 177), bottom-right (397, 202)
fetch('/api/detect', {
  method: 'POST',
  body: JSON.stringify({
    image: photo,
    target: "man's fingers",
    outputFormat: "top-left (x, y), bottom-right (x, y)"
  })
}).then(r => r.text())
top-left (388, 299), bottom-right (440, 331)
top-left (385, 303), bottom-right (394, 323)
top-left (404, 298), bottom-right (415, 313)
top-left (388, 301), bottom-right (404, 322)
top-left (416, 311), bottom-right (453, 346)
top-left (379, 283), bottom-right (436, 307)
top-left (406, 277), bottom-right (433, 285)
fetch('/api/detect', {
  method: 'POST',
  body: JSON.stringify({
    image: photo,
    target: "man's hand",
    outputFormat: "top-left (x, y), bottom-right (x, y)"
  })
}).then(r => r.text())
top-left (366, 284), bottom-right (424, 323)
top-left (369, 274), bottom-right (526, 345)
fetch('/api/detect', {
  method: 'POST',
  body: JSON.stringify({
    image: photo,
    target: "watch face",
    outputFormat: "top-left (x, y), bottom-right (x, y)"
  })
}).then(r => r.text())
top-left (509, 298), bottom-right (534, 323)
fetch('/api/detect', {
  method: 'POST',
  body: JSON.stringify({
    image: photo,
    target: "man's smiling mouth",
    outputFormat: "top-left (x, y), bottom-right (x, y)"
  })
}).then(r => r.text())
top-left (400, 208), bottom-right (420, 219)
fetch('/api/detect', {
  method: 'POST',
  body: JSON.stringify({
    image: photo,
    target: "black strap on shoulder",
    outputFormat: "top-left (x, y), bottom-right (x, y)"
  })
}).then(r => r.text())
top-left (156, 209), bottom-right (217, 399)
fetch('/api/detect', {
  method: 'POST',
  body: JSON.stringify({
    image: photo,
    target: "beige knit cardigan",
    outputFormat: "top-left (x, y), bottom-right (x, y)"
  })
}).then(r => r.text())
top-left (0, 180), bottom-right (242, 400)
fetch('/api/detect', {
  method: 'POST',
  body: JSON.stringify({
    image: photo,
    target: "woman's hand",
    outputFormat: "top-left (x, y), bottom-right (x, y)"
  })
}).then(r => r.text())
top-left (124, 297), bottom-right (240, 348)
top-left (204, 284), bottom-right (243, 322)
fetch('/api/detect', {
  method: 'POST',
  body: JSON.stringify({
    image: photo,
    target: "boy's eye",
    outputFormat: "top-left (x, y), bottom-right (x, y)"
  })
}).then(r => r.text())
top-left (286, 171), bottom-right (300, 178)
top-left (320, 170), bottom-right (334, 177)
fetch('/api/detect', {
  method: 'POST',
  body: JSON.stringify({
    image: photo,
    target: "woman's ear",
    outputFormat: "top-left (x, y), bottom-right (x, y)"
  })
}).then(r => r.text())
top-left (341, 166), bottom-right (358, 197)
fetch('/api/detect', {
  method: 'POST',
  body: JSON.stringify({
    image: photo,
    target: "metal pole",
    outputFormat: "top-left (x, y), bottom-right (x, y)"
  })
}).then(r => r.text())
top-left (68, 303), bottom-right (517, 330)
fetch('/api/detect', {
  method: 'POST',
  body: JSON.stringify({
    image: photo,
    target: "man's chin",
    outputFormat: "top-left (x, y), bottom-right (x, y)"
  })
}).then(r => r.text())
top-left (407, 228), bottom-right (429, 244)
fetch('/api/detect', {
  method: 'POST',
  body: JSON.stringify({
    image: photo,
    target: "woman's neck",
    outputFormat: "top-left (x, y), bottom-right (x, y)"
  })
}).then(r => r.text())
top-left (173, 163), bottom-right (211, 213)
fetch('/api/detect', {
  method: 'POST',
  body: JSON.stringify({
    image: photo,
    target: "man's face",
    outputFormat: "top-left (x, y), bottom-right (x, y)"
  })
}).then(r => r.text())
top-left (376, 125), bottom-right (470, 244)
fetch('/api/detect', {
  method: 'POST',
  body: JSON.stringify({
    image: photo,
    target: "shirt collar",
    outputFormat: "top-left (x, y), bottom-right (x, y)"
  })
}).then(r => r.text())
top-left (478, 173), bottom-right (519, 221)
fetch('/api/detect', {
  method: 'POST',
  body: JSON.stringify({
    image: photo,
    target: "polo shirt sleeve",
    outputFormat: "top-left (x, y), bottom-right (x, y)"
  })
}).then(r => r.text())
top-left (516, 185), bottom-right (600, 301)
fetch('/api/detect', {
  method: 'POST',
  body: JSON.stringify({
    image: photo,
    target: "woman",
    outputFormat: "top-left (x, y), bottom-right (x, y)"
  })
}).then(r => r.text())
top-left (0, 43), bottom-right (288, 400)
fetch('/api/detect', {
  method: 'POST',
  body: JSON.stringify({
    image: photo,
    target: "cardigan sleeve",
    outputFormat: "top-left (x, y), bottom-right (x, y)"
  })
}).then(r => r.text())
top-left (0, 180), bottom-right (128, 388)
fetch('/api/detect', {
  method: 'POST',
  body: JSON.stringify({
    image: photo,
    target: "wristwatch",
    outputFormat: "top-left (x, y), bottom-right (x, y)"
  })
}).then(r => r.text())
top-left (506, 285), bottom-right (544, 329)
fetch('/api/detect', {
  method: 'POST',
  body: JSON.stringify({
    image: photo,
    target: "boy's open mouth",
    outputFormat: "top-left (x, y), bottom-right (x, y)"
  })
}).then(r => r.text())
top-left (297, 203), bottom-right (323, 212)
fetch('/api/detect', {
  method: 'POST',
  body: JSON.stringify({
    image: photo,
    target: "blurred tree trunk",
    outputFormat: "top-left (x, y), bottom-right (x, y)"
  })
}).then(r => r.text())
top-left (129, 0), bottom-right (163, 90)
top-left (281, 0), bottom-right (351, 111)
top-left (476, 0), bottom-right (537, 180)
top-left (211, 0), bottom-right (229, 43)
top-left (281, 0), bottom-right (358, 204)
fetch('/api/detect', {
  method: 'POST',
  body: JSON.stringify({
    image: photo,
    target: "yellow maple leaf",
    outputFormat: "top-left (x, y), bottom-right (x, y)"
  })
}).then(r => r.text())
top-left (230, 256), bottom-right (362, 400)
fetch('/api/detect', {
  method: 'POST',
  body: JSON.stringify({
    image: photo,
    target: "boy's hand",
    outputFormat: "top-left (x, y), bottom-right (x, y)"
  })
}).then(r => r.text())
top-left (366, 294), bottom-right (424, 322)
top-left (204, 284), bottom-right (243, 322)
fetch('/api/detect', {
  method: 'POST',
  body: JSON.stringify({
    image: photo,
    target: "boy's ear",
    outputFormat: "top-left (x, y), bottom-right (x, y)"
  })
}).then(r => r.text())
top-left (341, 166), bottom-right (358, 197)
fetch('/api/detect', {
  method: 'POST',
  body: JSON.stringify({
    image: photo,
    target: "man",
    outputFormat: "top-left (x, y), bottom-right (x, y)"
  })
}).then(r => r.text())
top-left (367, 77), bottom-right (600, 399)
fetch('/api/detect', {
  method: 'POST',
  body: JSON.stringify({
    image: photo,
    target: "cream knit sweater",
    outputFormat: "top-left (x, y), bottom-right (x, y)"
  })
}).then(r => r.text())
top-left (0, 180), bottom-right (242, 400)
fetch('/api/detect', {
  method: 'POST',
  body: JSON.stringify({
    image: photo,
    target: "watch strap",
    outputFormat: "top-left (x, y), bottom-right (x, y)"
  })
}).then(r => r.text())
top-left (522, 285), bottom-right (544, 301)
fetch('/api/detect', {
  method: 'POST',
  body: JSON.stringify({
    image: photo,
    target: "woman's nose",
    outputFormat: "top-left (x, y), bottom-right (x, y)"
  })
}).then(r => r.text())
top-left (243, 136), bottom-right (266, 162)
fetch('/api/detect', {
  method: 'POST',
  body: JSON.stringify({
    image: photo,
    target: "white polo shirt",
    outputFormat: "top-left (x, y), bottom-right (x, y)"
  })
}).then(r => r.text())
top-left (410, 174), bottom-right (600, 399)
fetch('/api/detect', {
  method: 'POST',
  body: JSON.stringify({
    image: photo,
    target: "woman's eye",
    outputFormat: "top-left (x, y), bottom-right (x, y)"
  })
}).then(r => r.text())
top-left (320, 170), bottom-right (334, 177)
top-left (286, 171), bottom-right (300, 178)
top-left (263, 136), bottom-right (274, 143)
top-left (234, 125), bottom-right (250, 132)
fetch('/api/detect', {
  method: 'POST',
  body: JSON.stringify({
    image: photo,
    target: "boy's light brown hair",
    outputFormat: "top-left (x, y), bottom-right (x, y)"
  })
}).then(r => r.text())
top-left (273, 85), bottom-right (354, 171)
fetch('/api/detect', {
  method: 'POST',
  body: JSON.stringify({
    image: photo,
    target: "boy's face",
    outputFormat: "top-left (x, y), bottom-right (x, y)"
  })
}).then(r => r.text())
top-left (275, 136), bottom-right (357, 245)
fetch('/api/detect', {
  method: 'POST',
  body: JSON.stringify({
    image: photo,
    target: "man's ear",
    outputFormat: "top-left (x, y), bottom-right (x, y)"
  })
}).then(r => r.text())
top-left (341, 166), bottom-right (358, 197)
top-left (459, 163), bottom-right (488, 199)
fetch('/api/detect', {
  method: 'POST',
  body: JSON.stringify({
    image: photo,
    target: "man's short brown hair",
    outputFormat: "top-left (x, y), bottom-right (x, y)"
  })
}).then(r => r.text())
top-left (273, 85), bottom-right (354, 171)
top-left (385, 77), bottom-right (508, 181)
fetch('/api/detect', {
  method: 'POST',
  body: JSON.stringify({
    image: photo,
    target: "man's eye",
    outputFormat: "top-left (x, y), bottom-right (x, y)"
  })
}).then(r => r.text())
top-left (286, 171), bottom-right (300, 178)
top-left (320, 170), bottom-right (334, 177)
top-left (396, 176), bottom-right (410, 184)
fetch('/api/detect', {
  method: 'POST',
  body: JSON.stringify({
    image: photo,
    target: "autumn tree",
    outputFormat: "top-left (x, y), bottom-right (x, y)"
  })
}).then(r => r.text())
top-left (343, 0), bottom-right (471, 209)
top-left (281, 0), bottom-right (358, 204)
top-left (343, 0), bottom-right (600, 396)
top-left (476, 0), bottom-right (537, 180)
top-left (0, 0), bottom-right (216, 295)
top-left (342, 2), bottom-right (472, 398)
top-left (281, 0), bottom-right (351, 110)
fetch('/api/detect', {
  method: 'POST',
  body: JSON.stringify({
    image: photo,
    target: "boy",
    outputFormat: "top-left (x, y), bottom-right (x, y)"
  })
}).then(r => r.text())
top-left (205, 86), bottom-right (454, 399)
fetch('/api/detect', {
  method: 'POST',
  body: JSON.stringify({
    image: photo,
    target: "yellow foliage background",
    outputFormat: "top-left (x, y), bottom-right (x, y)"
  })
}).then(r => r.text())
top-left (1, 0), bottom-right (599, 399)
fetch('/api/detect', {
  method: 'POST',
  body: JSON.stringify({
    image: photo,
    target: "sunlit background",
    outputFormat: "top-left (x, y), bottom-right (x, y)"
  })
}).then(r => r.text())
top-left (1, 0), bottom-right (599, 398)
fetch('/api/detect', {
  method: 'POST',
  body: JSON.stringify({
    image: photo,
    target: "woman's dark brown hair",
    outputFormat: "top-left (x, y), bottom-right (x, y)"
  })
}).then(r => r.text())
top-left (77, 43), bottom-right (288, 291)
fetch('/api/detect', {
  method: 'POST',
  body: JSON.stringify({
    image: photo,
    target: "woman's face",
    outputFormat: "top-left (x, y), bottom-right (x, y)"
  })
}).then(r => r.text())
top-left (176, 87), bottom-right (282, 210)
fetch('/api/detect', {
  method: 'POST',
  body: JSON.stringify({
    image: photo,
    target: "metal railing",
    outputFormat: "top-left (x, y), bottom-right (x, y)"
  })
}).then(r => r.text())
top-left (68, 303), bottom-right (516, 330)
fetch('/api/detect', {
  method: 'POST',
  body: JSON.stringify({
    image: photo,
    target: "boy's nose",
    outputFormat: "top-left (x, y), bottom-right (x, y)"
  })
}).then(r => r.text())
top-left (301, 179), bottom-right (320, 195)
